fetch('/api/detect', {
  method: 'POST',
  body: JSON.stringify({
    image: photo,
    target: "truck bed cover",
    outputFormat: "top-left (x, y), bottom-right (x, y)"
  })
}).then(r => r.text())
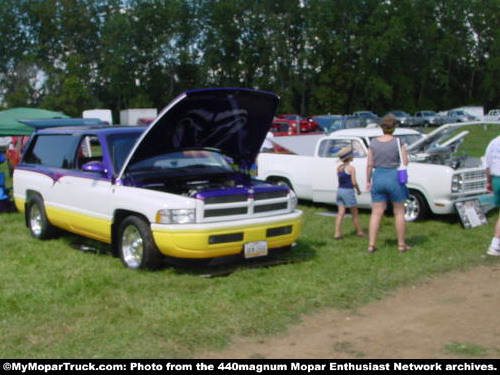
top-left (270, 134), bottom-right (323, 156)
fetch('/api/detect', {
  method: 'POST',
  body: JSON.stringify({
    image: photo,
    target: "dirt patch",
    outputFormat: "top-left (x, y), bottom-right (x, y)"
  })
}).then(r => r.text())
top-left (197, 264), bottom-right (500, 359)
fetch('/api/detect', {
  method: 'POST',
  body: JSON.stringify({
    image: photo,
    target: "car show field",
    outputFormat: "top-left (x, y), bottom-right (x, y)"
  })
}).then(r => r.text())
top-left (1, 122), bottom-right (499, 358)
top-left (2, 0), bottom-right (500, 362)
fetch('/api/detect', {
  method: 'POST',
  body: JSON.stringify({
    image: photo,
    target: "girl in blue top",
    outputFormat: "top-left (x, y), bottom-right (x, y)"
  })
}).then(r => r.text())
top-left (334, 146), bottom-right (364, 240)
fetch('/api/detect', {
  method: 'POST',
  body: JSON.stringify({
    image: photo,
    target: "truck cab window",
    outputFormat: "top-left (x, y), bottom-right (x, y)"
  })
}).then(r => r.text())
top-left (317, 139), bottom-right (366, 158)
top-left (24, 134), bottom-right (76, 169)
top-left (76, 135), bottom-right (103, 169)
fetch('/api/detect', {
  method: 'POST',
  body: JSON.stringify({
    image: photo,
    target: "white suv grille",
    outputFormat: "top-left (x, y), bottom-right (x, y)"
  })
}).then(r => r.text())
top-left (197, 187), bottom-right (291, 223)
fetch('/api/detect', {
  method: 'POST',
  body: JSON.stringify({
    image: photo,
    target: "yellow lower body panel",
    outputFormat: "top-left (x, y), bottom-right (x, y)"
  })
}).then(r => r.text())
top-left (45, 206), bottom-right (112, 243)
top-left (14, 198), bottom-right (25, 213)
top-left (152, 216), bottom-right (302, 259)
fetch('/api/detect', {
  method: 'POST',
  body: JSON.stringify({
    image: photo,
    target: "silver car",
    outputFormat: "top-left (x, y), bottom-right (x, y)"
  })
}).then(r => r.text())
top-left (386, 110), bottom-right (417, 127)
top-left (413, 111), bottom-right (445, 127)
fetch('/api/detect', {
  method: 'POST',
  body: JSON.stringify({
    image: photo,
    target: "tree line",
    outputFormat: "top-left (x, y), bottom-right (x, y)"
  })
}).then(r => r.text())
top-left (1, 0), bottom-right (499, 119)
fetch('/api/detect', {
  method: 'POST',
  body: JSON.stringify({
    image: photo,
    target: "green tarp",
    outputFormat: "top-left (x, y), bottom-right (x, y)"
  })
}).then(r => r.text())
top-left (0, 108), bottom-right (69, 136)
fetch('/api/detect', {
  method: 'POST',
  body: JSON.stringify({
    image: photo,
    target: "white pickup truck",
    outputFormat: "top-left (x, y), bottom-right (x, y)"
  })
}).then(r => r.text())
top-left (257, 123), bottom-right (491, 221)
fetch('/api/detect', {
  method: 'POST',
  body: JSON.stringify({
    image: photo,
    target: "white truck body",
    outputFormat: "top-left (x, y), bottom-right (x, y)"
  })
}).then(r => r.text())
top-left (258, 124), bottom-right (490, 221)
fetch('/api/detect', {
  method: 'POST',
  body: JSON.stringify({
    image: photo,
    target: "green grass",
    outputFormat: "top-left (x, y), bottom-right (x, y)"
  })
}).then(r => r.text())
top-left (443, 342), bottom-right (489, 357)
top-left (1, 125), bottom-right (499, 358)
top-left (1, 201), bottom-right (498, 358)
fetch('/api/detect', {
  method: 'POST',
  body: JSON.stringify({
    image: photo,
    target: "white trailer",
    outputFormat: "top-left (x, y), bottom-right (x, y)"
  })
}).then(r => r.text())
top-left (119, 108), bottom-right (158, 126)
top-left (82, 109), bottom-right (113, 125)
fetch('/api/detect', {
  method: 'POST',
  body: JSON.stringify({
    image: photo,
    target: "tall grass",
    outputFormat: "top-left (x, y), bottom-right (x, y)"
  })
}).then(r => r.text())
top-left (0, 125), bottom-right (499, 358)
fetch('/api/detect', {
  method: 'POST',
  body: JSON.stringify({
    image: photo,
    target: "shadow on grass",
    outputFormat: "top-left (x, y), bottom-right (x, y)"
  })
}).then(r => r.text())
top-left (170, 240), bottom-right (317, 278)
top-left (67, 232), bottom-right (317, 278)
top-left (383, 234), bottom-right (429, 248)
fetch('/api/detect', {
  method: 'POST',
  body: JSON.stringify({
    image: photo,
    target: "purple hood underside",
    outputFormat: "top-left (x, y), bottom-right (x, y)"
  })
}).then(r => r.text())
top-left (118, 88), bottom-right (280, 180)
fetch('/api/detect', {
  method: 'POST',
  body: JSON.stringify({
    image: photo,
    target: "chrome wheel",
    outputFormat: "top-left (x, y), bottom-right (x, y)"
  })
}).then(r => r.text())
top-left (404, 191), bottom-right (426, 222)
top-left (121, 225), bottom-right (144, 269)
top-left (118, 216), bottom-right (163, 270)
top-left (27, 196), bottom-right (56, 239)
top-left (29, 204), bottom-right (43, 237)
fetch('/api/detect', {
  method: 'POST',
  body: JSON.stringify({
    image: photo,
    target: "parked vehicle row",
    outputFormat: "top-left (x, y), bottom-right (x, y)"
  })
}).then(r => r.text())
top-left (352, 106), bottom-right (489, 128)
top-left (271, 105), bottom-right (489, 136)
top-left (381, 108), bottom-right (482, 128)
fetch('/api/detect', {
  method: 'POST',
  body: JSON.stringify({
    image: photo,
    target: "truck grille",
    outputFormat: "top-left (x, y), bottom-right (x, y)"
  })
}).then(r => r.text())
top-left (204, 207), bottom-right (248, 218)
top-left (204, 194), bottom-right (247, 204)
top-left (464, 170), bottom-right (486, 180)
top-left (464, 181), bottom-right (487, 191)
top-left (254, 190), bottom-right (288, 200)
top-left (463, 169), bottom-right (487, 193)
top-left (254, 202), bottom-right (288, 213)
top-left (197, 187), bottom-right (291, 222)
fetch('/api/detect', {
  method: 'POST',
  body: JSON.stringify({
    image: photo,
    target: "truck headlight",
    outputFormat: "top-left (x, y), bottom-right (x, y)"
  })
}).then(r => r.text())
top-left (156, 209), bottom-right (195, 224)
top-left (451, 174), bottom-right (463, 193)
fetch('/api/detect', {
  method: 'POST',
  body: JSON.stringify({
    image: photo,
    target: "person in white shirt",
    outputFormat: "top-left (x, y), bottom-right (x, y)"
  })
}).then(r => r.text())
top-left (484, 135), bottom-right (500, 256)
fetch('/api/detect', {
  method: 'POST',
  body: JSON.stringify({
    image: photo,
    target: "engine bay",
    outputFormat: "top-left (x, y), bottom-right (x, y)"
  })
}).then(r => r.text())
top-left (130, 169), bottom-right (253, 197)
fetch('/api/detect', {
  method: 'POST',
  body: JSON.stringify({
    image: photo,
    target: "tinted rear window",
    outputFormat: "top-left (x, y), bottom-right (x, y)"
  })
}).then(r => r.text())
top-left (24, 134), bottom-right (77, 168)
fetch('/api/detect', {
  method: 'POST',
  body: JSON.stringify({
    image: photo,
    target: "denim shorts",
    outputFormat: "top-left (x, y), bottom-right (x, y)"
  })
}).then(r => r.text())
top-left (371, 168), bottom-right (408, 203)
top-left (337, 187), bottom-right (357, 208)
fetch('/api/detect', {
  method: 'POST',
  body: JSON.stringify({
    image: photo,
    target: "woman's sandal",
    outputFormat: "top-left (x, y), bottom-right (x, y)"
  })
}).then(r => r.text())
top-left (334, 235), bottom-right (344, 240)
top-left (367, 245), bottom-right (376, 253)
top-left (398, 244), bottom-right (411, 253)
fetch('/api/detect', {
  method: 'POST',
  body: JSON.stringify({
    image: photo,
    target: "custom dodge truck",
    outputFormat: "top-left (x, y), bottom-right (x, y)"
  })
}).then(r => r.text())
top-left (258, 123), bottom-right (490, 222)
top-left (13, 88), bottom-right (302, 269)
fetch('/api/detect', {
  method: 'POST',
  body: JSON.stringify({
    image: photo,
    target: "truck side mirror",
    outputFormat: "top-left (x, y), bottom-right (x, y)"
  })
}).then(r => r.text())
top-left (82, 160), bottom-right (107, 175)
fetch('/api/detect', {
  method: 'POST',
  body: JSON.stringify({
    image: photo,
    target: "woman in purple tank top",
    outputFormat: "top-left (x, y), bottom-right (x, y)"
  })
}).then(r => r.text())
top-left (334, 146), bottom-right (364, 240)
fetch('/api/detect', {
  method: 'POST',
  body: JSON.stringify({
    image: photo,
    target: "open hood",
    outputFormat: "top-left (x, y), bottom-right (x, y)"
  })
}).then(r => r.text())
top-left (118, 88), bottom-right (279, 179)
top-left (406, 121), bottom-right (479, 155)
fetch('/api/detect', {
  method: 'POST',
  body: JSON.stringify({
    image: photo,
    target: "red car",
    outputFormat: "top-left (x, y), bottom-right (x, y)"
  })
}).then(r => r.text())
top-left (270, 120), bottom-right (297, 136)
top-left (276, 114), bottom-right (320, 133)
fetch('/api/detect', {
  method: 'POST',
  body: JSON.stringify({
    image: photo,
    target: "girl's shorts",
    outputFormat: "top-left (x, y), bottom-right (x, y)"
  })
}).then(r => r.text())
top-left (371, 168), bottom-right (408, 203)
top-left (337, 188), bottom-right (357, 208)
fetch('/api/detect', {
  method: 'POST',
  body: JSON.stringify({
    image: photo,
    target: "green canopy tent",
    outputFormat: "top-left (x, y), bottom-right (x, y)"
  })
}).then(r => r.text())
top-left (0, 108), bottom-right (69, 136)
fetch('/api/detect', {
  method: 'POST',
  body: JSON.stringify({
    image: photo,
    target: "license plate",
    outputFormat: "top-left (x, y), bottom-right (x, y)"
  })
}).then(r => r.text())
top-left (244, 241), bottom-right (268, 259)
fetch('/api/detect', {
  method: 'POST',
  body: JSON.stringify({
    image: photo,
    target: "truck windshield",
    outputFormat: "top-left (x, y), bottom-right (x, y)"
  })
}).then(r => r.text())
top-left (107, 133), bottom-right (142, 173)
top-left (128, 150), bottom-right (234, 172)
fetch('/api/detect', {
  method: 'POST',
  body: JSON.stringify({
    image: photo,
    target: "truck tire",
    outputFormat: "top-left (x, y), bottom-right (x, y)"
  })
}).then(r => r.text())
top-left (404, 190), bottom-right (427, 222)
top-left (27, 195), bottom-right (56, 239)
top-left (118, 216), bottom-right (163, 270)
